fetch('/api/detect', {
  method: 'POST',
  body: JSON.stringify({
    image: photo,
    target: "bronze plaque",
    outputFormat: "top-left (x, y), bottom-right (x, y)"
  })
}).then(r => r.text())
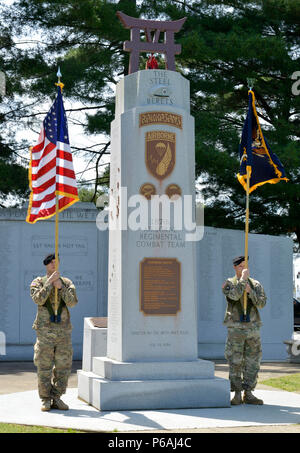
top-left (140, 182), bottom-right (156, 200)
top-left (165, 183), bottom-right (182, 200)
top-left (139, 112), bottom-right (182, 129)
top-left (140, 258), bottom-right (181, 315)
top-left (145, 131), bottom-right (176, 180)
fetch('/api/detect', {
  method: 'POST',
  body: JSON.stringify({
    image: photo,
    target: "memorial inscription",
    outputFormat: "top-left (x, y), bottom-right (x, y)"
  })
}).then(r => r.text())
top-left (139, 112), bottom-right (182, 129)
top-left (136, 230), bottom-right (185, 249)
top-left (146, 71), bottom-right (176, 105)
top-left (270, 241), bottom-right (286, 319)
top-left (31, 235), bottom-right (88, 255)
top-left (140, 257), bottom-right (180, 315)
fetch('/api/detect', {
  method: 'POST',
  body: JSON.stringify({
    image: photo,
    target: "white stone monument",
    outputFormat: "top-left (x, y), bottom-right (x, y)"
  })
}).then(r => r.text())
top-left (77, 68), bottom-right (230, 410)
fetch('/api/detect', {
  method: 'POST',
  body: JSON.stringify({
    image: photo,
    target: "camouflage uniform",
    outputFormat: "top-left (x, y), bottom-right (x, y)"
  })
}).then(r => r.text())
top-left (222, 275), bottom-right (266, 392)
top-left (30, 276), bottom-right (78, 401)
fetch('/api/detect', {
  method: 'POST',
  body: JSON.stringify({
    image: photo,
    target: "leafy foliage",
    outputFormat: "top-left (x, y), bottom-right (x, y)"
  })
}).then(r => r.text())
top-left (0, 0), bottom-right (299, 248)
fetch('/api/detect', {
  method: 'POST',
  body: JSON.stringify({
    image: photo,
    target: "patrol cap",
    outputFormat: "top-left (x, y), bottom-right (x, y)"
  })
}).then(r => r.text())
top-left (233, 255), bottom-right (248, 266)
top-left (43, 253), bottom-right (59, 266)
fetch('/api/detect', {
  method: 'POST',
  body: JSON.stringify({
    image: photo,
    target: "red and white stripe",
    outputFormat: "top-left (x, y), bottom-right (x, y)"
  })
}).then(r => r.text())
top-left (27, 128), bottom-right (79, 223)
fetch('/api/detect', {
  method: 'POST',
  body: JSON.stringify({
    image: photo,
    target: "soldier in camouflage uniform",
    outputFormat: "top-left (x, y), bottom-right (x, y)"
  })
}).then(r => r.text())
top-left (30, 253), bottom-right (78, 412)
top-left (222, 256), bottom-right (266, 406)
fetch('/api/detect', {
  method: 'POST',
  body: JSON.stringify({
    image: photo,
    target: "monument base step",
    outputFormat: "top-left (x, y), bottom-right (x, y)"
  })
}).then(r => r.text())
top-left (77, 370), bottom-right (230, 411)
top-left (92, 356), bottom-right (215, 380)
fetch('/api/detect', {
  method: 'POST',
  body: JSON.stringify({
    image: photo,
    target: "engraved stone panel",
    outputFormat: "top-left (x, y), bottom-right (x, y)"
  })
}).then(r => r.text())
top-left (0, 224), bottom-right (18, 342)
top-left (0, 202), bottom-right (107, 360)
top-left (197, 227), bottom-right (293, 360)
top-left (31, 236), bottom-right (88, 256)
top-left (269, 240), bottom-right (288, 319)
top-left (198, 232), bottom-right (218, 322)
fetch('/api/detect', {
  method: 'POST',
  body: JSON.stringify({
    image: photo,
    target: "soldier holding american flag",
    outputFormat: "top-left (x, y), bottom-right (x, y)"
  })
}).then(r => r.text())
top-left (27, 78), bottom-right (79, 412)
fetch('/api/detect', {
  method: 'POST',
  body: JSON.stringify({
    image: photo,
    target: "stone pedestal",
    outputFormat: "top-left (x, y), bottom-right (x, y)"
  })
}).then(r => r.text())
top-left (82, 318), bottom-right (107, 372)
top-left (78, 363), bottom-right (229, 411)
top-left (78, 70), bottom-right (230, 410)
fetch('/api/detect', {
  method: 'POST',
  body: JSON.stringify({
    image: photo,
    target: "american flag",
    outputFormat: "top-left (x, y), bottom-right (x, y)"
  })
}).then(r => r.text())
top-left (26, 87), bottom-right (79, 224)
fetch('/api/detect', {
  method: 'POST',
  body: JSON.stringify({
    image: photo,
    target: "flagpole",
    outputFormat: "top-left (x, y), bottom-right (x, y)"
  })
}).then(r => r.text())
top-left (242, 78), bottom-right (255, 321)
top-left (54, 66), bottom-right (63, 318)
top-left (243, 165), bottom-right (250, 319)
top-left (237, 80), bottom-right (288, 322)
top-left (54, 194), bottom-right (59, 316)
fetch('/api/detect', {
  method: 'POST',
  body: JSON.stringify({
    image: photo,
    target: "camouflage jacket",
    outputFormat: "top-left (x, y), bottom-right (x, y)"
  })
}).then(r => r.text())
top-left (30, 275), bottom-right (78, 331)
top-left (222, 275), bottom-right (266, 328)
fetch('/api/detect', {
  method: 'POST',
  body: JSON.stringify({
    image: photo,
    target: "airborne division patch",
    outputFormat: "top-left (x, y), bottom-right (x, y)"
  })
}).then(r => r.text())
top-left (145, 130), bottom-right (176, 180)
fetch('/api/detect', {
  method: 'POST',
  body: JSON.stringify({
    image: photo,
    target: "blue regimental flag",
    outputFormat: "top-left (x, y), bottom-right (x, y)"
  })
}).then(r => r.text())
top-left (237, 90), bottom-right (288, 193)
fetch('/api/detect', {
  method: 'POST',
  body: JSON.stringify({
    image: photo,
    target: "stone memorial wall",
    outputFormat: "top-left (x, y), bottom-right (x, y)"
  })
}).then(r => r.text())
top-left (197, 227), bottom-right (294, 360)
top-left (0, 202), bottom-right (108, 360)
top-left (0, 203), bottom-right (293, 361)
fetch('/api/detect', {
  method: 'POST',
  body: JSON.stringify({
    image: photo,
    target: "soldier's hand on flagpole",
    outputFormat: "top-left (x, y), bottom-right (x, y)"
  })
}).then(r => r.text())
top-left (47, 271), bottom-right (61, 286)
top-left (241, 269), bottom-right (249, 281)
top-left (53, 278), bottom-right (62, 289)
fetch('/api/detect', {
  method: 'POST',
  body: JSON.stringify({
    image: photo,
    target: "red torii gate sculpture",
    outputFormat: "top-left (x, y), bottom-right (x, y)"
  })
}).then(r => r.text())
top-left (117, 11), bottom-right (186, 74)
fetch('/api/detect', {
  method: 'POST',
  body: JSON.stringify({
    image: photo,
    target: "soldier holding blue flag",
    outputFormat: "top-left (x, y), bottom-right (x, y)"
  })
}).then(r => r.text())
top-left (222, 256), bottom-right (266, 405)
top-left (222, 87), bottom-right (288, 406)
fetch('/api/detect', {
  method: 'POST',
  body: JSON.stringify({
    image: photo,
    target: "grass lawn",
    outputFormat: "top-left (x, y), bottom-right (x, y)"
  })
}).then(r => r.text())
top-left (0, 423), bottom-right (83, 433)
top-left (261, 374), bottom-right (300, 392)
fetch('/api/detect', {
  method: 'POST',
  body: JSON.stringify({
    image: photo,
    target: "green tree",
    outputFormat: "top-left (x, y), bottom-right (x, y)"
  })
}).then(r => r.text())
top-left (1, 0), bottom-right (141, 204)
top-left (145, 0), bottom-right (300, 249)
top-left (78, 164), bottom-right (109, 204)
top-left (0, 13), bottom-right (29, 205)
top-left (0, 0), bottom-right (299, 250)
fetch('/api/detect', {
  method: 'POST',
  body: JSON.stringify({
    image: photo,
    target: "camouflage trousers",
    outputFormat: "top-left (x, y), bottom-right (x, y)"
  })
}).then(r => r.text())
top-left (33, 328), bottom-right (73, 400)
top-left (225, 326), bottom-right (262, 392)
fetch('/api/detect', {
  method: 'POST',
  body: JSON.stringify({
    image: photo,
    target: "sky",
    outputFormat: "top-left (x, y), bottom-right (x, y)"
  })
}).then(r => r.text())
top-left (1, 0), bottom-right (298, 268)
top-left (4, 91), bottom-right (110, 195)
top-left (1, 0), bottom-right (109, 192)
